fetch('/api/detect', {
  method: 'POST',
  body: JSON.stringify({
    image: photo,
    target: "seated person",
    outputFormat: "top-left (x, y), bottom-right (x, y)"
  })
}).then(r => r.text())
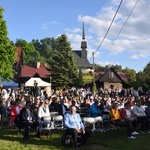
top-left (37, 101), bottom-right (51, 135)
top-left (145, 101), bottom-right (150, 121)
top-left (88, 99), bottom-right (105, 127)
top-left (70, 100), bottom-right (80, 111)
top-left (58, 99), bottom-right (68, 116)
top-left (9, 100), bottom-right (22, 125)
top-left (80, 97), bottom-right (90, 108)
top-left (110, 102), bottom-right (137, 139)
top-left (89, 99), bottom-right (102, 118)
top-left (64, 105), bottom-right (92, 148)
top-left (0, 100), bottom-right (5, 124)
top-left (120, 102), bottom-right (139, 135)
top-left (50, 96), bottom-right (60, 112)
top-left (19, 101), bottom-right (39, 140)
top-left (132, 99), bottom-right (150, 133)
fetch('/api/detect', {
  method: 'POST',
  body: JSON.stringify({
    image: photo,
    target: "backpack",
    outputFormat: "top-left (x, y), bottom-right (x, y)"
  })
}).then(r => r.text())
top-left (61, 132), bottom-right (73, 147)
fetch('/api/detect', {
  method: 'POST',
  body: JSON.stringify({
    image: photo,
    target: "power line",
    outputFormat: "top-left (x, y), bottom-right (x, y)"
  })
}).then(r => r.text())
top-left (99, 0), bottom-right (139, 61)
top-left (94, 0), bottom-right (124, 54)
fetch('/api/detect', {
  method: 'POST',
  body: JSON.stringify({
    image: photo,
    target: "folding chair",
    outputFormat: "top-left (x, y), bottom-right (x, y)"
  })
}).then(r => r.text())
top-left (52, 115), bottom-right (64, 135)
top-left (40, 116), bottom-right (52, 139)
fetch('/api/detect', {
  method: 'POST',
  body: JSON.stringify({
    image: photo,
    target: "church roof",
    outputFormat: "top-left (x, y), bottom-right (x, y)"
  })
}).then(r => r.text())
top-left (73, 50), bottom-right (93, 68)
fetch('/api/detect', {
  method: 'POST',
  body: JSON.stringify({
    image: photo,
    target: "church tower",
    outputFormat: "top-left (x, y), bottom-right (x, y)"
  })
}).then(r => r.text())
top-left (81, 22), bottom-right (87, 58)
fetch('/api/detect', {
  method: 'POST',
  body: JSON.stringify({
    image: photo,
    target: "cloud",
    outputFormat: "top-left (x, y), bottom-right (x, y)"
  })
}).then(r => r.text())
top-left (96, 61), bottom-right (121, 67)
top-left (41, 21), bottom-right (60, 30)
top-left (131, 54), bottom-right (139, 59)
top-left (66, 0), bottom-right (150, 71)
top-left (131, 50), bottom-right (148, 59)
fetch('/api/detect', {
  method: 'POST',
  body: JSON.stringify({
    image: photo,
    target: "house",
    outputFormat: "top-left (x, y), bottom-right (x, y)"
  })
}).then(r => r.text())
top-left (14, 47), bottom-right (51, 86)
top-left (73, 23), bottom-right (93, 73)
top-left (18, 62), bottom-right (51, 85)
top-left (94, 67), bottom-right (131, 91)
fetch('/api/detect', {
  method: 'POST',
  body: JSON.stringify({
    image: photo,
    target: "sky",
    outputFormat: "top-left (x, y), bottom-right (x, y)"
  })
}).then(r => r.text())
top-left (0, 0), bottom-right (150, 73)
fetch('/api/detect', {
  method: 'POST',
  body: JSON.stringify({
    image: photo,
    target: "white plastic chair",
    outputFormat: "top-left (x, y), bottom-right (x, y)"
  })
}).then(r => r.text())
top-left (83, 116), bottom-right (103, 131)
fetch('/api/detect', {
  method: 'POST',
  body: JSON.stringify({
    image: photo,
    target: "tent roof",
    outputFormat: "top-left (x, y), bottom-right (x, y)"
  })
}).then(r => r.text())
top-left (1, 80), bottom-right (18, 87)
top-left (25, 77), bottom-right (51, 87)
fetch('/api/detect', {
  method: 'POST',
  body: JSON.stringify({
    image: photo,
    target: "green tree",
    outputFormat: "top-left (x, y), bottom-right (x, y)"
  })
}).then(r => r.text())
top-left (50, 34), bottom-right (79, 88)
top-left (0, 7), bottom-right (17, 81)
top-left (15, 39), bottom-right (41, 66)
top-left (123, 67), bottom-right (136, 83)
top-left (78, 68), bottom-right (83, 85)
top-left (138, 62), bottom-right (150, 91)
top-left (31, 38), bottom-right (56, 65)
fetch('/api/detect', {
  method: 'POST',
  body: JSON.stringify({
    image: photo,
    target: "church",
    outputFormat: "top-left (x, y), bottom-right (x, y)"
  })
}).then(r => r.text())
top-left (72, 23), bottom-right (93, 74)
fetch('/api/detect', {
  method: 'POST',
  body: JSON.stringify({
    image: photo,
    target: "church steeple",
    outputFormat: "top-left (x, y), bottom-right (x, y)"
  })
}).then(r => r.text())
top-left (81, 22), bottom-right (87, 58)
top-left (82, 22), bottom-right (85, 40)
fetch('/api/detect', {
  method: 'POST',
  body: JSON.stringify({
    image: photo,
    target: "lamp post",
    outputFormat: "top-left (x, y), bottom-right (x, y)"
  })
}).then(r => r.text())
top-left (50, 76), bottom-right (52, 86)
top-left (92, 52), bottom-right (95, 93)
top-left (50, 76), bottom-right (52, 95)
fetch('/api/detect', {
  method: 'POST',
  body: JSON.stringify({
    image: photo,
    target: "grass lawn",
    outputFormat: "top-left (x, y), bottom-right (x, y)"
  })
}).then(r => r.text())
top-left (0, 123), bottom-right (150, 150)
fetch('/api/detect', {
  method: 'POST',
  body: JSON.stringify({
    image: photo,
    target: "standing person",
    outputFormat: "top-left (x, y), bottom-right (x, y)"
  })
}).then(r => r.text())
top-left (32, 82), bottom-right (40, 97)
top-left (64, 105), bottom-right (92, 148)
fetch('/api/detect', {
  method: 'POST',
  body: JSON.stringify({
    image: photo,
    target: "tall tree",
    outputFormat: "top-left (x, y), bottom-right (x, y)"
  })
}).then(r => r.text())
top-left (137, 62), bottom-right (150, 91)
top-left (50, 34), bottom-right (79, 88)
top-left (0, 7), bottom-right (17, 81)
top-left (15, 39), bottom-right (41, 66)
top-left (31, 38), bottom-right (56, 64)
top-left (123, 67), bottom-right (136, 83)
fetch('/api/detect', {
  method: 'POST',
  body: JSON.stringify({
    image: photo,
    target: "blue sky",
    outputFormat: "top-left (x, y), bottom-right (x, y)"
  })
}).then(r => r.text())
top-left (1, 0), bottom-right (150, 73)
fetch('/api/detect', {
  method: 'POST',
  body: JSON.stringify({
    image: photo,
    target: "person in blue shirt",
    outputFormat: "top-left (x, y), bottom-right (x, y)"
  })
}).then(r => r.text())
top-left (89, 99), bottom-right (102, 117)
top-left (64, 105), bottom-right (92, 148)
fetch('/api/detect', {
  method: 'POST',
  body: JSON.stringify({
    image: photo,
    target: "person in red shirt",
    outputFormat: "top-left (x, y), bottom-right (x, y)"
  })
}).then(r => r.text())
top-left (9, 100), bottom-right (22, 125)
top-left (120, 102), bottom-right (139, 136)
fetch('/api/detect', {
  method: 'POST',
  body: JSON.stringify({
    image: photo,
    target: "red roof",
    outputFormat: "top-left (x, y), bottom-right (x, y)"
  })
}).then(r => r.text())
top-left (118, 72), bottom-right (130, 80)
top-left (94, 71), bottom-right (130, 81)
top-left (20, 65), bottom-right (51, 77)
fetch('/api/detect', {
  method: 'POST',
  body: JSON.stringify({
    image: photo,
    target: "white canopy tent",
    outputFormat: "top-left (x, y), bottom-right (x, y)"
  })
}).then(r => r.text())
top-left (25, 77), bottom-right (51, 96)
top-left (25, 77), bottom-right (51, 87)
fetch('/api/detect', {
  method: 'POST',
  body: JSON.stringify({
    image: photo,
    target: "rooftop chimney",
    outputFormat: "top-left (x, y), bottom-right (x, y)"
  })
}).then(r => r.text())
top-left (37, 61), bottom-right (40, 68)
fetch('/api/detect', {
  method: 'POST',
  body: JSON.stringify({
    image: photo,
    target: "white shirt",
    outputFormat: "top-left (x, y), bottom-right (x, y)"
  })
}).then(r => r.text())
top-left (38, 107), bottom-right (50, 118)
top-left (125, 109), bottom-right (131, 118)
top-left (133, 105), bottom-right (146, 117)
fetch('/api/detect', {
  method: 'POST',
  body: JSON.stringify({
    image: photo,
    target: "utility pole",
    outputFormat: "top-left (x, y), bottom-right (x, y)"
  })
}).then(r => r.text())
top-left (92, 52), bottom-right (95, 71)
top-left (92, 52), bottom-right (95, 93)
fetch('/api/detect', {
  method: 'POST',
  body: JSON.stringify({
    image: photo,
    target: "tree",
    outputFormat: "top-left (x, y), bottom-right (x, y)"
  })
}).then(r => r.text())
top-left (15, 39), bottom-right (41, 66)
top-left (0, 7), bottom-right (17, 81)
top-left (31, 38), bottom-right (56, 63)
top-left (138, 62), bottom-right (150, 91)
top-left (78, 68), bottom-right (83, 86)
top-left (123, 67), bottom-right (136, 83)
top-left (50, 34), bottom-right (79, 88)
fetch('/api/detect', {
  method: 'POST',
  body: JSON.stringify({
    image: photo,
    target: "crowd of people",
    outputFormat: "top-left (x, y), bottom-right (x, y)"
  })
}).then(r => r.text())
top-left (0, 86), bottom-right (150, 147)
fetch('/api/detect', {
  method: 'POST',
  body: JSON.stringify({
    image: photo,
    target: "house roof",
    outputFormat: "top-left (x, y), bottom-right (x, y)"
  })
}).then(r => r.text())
top-left (19, 65), bottom-right (51, 78)
top-left (117, 72), bottom-right (130, 80)
top-left (95, 70), bottom-right (130, 82)
top-left (94, 68), bottom-right (124, 83)
top-left (73, 50), bottom-right (93, 68)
